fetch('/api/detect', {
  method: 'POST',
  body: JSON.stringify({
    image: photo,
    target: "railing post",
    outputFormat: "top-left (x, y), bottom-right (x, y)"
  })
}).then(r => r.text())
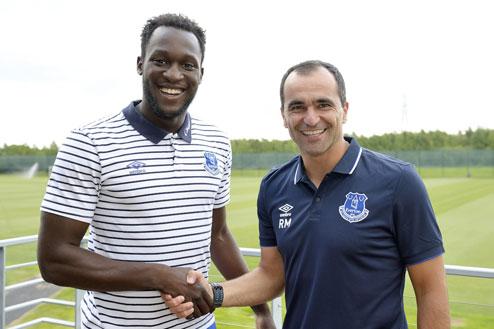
top-left (75, 289), bottom-right (84, 329)
top-left (271, 296), bottom-right (283, 329)
top-left (0, 246), bottom-right (6, 329)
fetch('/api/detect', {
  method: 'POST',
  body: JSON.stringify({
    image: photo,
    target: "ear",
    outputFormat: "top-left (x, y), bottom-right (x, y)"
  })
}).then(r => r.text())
top-left (281, 108), bottom-right (288, 128)
top-left (342, 101), bottom-right (349, 123)
top-left (199, 66), bottom-right (204, 83)
top-left (136, 56), bottom-right (143, 76)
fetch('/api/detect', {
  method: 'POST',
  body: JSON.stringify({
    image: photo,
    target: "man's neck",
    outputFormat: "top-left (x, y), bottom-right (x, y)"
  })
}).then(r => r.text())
top-left (137, 101), bottom-right (185, 133)
top-left (301, 139), bottom-right (349, 188)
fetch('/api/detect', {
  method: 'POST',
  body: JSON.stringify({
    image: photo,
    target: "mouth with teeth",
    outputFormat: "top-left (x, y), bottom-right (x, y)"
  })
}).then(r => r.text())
top-left (159, 87), bottom-right (184, 96)
top-left (301, 129), bottom-right (326, 136)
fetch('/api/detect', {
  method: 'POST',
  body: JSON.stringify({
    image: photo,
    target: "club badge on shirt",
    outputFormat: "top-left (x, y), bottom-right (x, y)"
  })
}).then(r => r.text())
top-left (204, 152), bottom-right (220, 175)
top-left (338, 192), bottom-right (369, 223)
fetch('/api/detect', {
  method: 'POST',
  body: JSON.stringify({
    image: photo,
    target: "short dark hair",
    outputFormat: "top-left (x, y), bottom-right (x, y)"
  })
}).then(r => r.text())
top-left (279, 60), bottom-right (346, 109)
top-left (140, 13), bottom-right (206, 62)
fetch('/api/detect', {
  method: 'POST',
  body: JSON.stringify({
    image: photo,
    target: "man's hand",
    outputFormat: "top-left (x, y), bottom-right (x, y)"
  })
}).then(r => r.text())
top-left (164, 270), bottom-right (278, 328)
top-left (162, 268), bottom-right (212, 318)
top-left (162, 270), bottom-right (212, 319)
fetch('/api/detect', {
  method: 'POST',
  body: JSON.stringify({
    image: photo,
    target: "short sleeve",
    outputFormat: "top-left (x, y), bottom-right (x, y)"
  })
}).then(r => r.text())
top-left (393, 165), bottom-right (444, 265)
top-left (213, 141), bottom-right (231, 208)
top-left (40, 129), bottom-right (101, 223)
top-left (258, 178), bottom-right (277, 247)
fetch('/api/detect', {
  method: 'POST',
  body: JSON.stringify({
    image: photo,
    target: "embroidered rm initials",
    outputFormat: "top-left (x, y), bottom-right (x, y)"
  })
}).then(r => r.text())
top-left (279, 218), bottom-right (292, 229)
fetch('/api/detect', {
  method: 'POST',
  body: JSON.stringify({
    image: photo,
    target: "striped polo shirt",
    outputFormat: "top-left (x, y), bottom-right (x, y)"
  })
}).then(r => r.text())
top-left (41, 101), bottom-right (231, 329)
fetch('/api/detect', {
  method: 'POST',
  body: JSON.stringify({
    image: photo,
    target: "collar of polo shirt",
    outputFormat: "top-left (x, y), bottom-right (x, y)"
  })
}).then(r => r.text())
top-left (123, 100), bottom-right (192, 144)
top-left (293, 136), bottom-right (363, 184)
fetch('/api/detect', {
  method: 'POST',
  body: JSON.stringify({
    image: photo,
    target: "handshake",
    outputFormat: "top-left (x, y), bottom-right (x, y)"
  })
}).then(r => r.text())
top-left (161, 267), bottom-right (277, 329)
top-left (162, 269), bottom-right (217, 319)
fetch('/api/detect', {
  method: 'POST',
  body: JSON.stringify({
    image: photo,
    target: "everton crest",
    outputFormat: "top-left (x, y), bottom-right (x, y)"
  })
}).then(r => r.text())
top-left (204, 152), bottom-right (220, 175)
top-left (338, 192), bottom-right (369, 223)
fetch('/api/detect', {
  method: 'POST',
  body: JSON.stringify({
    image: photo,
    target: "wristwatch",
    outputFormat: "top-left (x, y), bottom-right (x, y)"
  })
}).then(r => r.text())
top-left (210, 282), bottom-right (224, 308)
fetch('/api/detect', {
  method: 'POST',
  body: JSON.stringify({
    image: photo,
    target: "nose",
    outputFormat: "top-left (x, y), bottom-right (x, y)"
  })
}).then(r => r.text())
top-left (303, 107), bottom-right (320, 126)
top-left (163, 63), bottom-right (183, 82)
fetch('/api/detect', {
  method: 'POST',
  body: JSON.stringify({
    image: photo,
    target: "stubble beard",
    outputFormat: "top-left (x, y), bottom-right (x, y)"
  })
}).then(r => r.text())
top-left (143, 79), bottom-right (195, 120)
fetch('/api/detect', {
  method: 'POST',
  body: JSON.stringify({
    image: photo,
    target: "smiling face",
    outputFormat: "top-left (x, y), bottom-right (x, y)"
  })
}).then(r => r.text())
top-left (137, 26), bottom-right (203, 131)
top-left (282, 66), bottom-right (348, 159)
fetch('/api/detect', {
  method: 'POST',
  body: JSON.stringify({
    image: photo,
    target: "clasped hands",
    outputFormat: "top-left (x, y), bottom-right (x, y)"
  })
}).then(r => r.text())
top-left (162, 269), bottom-right (277, 329)
top-left (161, 269), bottom-right (211, 319)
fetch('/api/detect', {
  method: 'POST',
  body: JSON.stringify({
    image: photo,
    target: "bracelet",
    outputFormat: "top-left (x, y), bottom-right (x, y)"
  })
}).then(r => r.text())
top-left (210, 282), bottom-right (224, 308)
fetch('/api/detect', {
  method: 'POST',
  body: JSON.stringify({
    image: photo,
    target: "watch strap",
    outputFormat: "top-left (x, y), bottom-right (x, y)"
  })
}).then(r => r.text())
top-left (210, 282), bottom-right (224, 308)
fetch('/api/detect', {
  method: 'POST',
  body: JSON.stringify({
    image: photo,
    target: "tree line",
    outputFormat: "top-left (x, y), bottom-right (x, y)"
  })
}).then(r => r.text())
top-left (1, 128), bottom-right (493, 155)
top-left (232, 128), bottom-right (494, 153)
top-left (1, 142), bottom-right (58, 156)
top-left (356, 128), bottom-right (494, 151)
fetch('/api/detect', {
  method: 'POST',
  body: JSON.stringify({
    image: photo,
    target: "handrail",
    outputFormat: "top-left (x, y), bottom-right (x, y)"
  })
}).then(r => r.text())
top-left (445, 264), bottom-right (494, 278)
top-left (240, 248), bottom-right (494, 278)
top-left (1, 235), bottom-right (494, 328)
top-left (0, 236), bottom-right (38, 248)
top-left (0, 236), bottom-right (284, 329)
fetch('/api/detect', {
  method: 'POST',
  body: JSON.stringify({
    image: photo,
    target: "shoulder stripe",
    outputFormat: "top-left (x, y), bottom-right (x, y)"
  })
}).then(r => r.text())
top-left (349, 147), bottom-right (363, 175)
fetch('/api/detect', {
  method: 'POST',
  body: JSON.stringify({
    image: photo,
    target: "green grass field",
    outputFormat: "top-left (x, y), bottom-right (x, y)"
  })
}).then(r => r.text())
top-left (1, 170), bottom-right (494, 328)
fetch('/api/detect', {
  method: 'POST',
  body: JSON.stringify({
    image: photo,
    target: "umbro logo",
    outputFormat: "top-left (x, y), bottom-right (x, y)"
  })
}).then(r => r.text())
top-left (127, 161), bottom-right (146, 175)
top-left (278, 204), bottom-right (293, 229)
top-left (279, 204), bottom-right (293, 213)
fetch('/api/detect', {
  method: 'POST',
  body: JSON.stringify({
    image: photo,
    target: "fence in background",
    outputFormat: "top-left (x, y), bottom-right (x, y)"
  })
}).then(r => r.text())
top-left (0, 156), bottom-right (55, 173)
top-left (0, 236), bottom-right (283, 329)
top-left (232, 149), bottom-right (494, 177)
top-left (1, 149), bottom-right (493, 175)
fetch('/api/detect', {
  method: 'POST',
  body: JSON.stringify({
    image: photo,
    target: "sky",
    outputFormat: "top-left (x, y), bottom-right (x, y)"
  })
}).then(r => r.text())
top-left (1, 0), bottom-right (493, 147)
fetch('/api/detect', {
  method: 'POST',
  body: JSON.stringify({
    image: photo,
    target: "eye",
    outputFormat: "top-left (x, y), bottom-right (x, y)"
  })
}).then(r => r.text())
top-left (152, 58), bottom-right (169, 66)
top-left (183, 63), bottom-right (197, 71)
top-left (318, 102), bottom-right (337, 110)
top-left (288, 104), bottom-right (304, 112)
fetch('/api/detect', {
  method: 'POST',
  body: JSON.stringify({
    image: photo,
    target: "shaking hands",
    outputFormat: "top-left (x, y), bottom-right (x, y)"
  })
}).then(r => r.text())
top-left (162, 270), bottom-right (277, 329)
top-left (162, 270), bottom-right (212, 319)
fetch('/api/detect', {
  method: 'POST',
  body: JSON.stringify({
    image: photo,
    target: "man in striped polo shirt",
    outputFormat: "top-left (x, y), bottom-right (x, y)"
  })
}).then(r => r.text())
top-left (37, 13), bottom-right (275, 329)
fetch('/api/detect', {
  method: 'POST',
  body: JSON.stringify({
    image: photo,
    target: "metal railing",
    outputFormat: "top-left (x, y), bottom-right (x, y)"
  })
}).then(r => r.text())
top-left (1, 235), bottom-right (494, 329)
top-left (0, 236), bottom-right (283, 329)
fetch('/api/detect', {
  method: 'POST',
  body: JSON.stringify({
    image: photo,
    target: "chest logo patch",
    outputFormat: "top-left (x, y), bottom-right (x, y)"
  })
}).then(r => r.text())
top-left (338, 192), bottom-right (369, 223)
top-left (127, 161), bottom-right (146, 175)
top-left (204, 152), bottom-right (220, 175)
top-left (278, 204), bottom-right (293, 229)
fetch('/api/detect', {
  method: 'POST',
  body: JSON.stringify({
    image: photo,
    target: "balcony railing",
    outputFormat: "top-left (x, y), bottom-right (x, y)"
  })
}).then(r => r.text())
top-left (1, 235), bottom-right (493, 329)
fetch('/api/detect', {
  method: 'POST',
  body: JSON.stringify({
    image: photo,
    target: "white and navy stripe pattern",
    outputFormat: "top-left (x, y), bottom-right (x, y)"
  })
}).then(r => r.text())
top-left (41, 101), bottom-right (230, 328)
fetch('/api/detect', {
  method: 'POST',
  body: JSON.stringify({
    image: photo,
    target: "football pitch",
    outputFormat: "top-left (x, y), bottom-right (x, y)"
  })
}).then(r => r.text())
top-left (1, 171), bottom-right (493, 328)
